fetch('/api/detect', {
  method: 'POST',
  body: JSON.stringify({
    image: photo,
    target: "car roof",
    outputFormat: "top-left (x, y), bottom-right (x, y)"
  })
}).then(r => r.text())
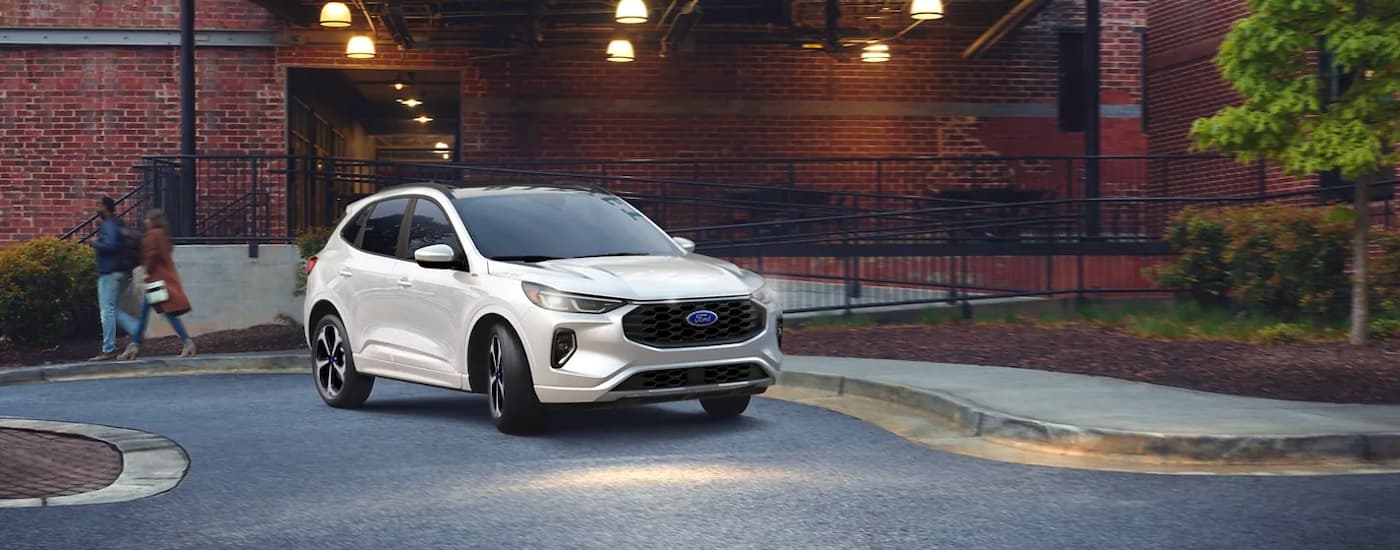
top-left (343, 180), bottom-right (611, 213)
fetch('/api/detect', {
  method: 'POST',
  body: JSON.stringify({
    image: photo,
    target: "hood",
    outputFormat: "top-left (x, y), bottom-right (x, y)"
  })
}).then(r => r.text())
top-left (488, 254), bottom-right (760, 301)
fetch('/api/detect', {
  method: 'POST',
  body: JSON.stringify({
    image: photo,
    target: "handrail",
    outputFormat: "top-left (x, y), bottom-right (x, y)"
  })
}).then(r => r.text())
top-left (59, 185), bottom-right (146, 242)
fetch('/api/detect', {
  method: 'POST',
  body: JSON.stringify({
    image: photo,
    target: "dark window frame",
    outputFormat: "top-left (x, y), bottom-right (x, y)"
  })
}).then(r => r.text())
top-left (1057, 29), bottom-right (1087, 133)
top-left (402, 196), bottom-right (470, 270)
top-left (354, 197), bottom-right (414, 261)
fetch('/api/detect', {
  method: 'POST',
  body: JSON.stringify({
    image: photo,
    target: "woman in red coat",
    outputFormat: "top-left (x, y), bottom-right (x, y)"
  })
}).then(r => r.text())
top-left (117, 209), bottom-right (196, 359)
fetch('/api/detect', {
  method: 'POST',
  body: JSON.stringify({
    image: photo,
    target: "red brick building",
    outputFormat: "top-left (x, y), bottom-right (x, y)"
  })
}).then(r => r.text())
top-left (1, 0), bottom-right (1151, 244)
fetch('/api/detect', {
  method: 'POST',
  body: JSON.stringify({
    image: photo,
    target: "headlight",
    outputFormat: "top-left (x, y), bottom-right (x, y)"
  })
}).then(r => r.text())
top-left (751, 279), bottom-right (779, 305)
top-left (522, 282), bottom-right (626, 314)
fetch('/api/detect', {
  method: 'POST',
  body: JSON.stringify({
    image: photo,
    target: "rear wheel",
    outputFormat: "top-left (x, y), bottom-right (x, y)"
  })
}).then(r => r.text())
top-left (699, 395), bottom-right (751, 419)
top-left (312, 314), bottom-right (374, 408)
top-left (484, 323), bottom-right (547, 435)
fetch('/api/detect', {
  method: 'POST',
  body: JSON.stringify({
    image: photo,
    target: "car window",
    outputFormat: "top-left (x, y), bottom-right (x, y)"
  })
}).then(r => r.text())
top-left (340, 207), bottom-right (368, 247)
top-left (405, 199), bottom-right (460, 258)
top-left (359, 198), bottom-right (410, 258)
top-left (451, 189), bottom-right (680, 260)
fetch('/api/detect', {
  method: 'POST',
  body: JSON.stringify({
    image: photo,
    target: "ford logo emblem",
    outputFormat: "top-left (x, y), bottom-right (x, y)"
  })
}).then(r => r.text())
top-left (685, 310), bottom-right (719, 327)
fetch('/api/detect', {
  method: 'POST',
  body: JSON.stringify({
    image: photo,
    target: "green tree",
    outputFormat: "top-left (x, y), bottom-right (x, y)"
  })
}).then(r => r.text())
top-left (1189, 0), bottom-right (1400, 345)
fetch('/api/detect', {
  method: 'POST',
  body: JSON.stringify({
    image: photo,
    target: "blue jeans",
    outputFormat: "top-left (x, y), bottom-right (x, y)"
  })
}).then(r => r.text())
top-left (133, 295), bottom-right (190, 345)
top-left (98, 272), bottom-right (141, 354)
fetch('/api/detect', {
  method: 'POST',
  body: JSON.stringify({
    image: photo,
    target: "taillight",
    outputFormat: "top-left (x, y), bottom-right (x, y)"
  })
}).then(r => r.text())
top-left (305, 256), bottom-right (318, 275)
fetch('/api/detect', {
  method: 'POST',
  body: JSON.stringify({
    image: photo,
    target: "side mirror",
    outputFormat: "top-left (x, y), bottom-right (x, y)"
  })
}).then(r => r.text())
top-left (413, 244), bottom-right (463, 270)
top-left (673, 236), bottom-right (696, 254)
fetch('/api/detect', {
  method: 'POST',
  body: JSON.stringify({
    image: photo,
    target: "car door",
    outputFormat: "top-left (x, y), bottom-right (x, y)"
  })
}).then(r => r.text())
top-left (343, 196), bottom-right (412, 374)
top-left (390, 196), bottom-right (480, 388)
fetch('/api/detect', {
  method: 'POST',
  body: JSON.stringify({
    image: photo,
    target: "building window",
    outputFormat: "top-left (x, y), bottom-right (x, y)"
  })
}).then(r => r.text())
top-left (1057, 30), bottom-right (1086, 133)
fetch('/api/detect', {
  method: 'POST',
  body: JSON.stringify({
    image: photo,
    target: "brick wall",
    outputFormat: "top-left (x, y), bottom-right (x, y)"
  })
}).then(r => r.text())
top-left (1, 0), bottom-right (1147, 245)
top-left (0, 0), bottom-right (285, 242)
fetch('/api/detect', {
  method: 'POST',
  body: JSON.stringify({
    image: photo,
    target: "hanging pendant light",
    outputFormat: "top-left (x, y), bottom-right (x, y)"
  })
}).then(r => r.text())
top-left (909, 0), bottom-right (944, 20)
top-left (346, 35), bottom-right (376, 59)
top-left (861, 43), bottom-right (891, 62)
top-left (606, 39), bottom-right (635, 62)
top-left (615, 0), bottom-right (648, 24)
top-left (319, 2), bottom-right (353, 27)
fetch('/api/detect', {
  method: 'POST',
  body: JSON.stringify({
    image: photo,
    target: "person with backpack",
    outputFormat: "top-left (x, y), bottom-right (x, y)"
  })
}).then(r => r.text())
top-left (88, 196), bottom-right (143, 361)
top-left (116, 208), bottom-right (196, 360)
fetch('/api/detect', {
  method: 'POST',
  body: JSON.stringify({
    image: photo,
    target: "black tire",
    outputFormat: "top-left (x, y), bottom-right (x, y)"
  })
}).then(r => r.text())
top-left (483, 323), bottom-right (547, 435)
top-left (311, 314), bottom-right (374, 409)
top-left (699, 395), bottom-right (751, 419)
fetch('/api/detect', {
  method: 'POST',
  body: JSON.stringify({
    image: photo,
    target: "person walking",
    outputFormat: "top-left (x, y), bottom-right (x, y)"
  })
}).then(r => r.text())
top-left (117, 209), bottom-right (196, 360)
top-left (89, 196), bottom-right (141, 361)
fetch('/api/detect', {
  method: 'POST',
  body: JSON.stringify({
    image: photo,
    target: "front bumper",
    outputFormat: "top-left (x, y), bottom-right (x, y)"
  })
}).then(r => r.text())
top-left (518, 298), bottom-right (783, 404)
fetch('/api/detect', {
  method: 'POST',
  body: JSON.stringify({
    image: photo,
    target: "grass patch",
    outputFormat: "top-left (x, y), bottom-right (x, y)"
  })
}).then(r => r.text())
top-left (799, 313), bottom-right (876, 329)
top-left (919, 307), bottom-right (964, 325)
top-left (1078, 299), bottom-right (1350, 343)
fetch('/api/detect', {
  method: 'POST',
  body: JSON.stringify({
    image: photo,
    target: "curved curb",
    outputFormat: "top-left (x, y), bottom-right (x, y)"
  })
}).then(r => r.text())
top-left (6, 352), bottom-right (1400, 465)
top-left (777, 371), bottom-right (1400, 466)
top-left (0, 352), bottom-right (306, 386)
top-left (0, 418), bottom-right (190, 508)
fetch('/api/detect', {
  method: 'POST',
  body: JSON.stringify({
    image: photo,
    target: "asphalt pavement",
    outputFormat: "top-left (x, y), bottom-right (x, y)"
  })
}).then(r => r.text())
top-left (2, 373), bottom-right (1398, 549)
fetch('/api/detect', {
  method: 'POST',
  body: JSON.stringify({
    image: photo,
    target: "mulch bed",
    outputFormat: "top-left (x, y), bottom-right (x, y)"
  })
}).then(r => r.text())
top-left (5, 320), bottom-right (1399, 405)
top-left (0, 324), bottom-right (307, 368)
top-left (784, 322), bottom-right (1400, 405)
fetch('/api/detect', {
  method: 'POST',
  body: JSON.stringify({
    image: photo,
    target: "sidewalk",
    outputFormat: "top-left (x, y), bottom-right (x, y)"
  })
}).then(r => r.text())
top-left (781, 356), bottom-right (1400, 464)
top-left (4, 351), bottom-right (1399, 465)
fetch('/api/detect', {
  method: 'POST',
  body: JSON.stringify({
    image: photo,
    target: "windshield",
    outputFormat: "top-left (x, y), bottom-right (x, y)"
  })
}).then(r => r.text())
top-left (451, 188), bottom-right (682, 261)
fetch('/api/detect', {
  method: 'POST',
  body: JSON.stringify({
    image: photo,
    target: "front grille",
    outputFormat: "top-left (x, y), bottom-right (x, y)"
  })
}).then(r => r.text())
top-left (614, 364), bottom-right (769, 392)
top-left (622, 299), bottom-right (764, 348)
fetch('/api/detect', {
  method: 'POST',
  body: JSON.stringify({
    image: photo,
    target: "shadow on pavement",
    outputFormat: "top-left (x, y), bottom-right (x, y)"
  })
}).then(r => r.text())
top-left (352, 392), bottom-right (770, 440)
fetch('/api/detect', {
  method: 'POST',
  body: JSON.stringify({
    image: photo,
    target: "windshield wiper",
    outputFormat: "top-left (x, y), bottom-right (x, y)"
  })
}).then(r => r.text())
top-left (572, 252), bottom-right (652, 258)
top-left (490, 255), bottom-right (563, 263)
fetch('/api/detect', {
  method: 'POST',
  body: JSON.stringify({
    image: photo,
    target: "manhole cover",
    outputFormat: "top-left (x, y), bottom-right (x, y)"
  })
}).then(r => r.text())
top-left (0, 427), bottom-right (123, 499)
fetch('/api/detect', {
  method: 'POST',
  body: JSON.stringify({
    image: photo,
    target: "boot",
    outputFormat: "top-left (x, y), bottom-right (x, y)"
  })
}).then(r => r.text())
top-left (116, 343), bottom-right (140, 361)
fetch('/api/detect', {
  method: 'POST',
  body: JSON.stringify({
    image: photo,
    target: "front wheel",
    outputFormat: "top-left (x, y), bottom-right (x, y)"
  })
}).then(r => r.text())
top-left (312, 314), bottom-right (374, 408)
top-left (483, 323), bottom-right (547, 435)
top-left (699, 395), bottom-right (751, 419)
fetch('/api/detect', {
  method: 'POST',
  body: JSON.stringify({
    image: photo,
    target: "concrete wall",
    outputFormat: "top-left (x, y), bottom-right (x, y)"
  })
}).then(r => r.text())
top-left (121, 244), bottom-right (303, 339)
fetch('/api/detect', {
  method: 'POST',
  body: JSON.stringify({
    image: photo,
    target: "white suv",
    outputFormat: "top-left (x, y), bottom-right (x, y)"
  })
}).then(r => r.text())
top-left (302, 182), bottom-right (784, 434)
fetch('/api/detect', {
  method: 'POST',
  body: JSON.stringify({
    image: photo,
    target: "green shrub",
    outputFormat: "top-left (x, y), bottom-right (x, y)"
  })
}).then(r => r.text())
top-left (1145, 206), bottom-right (1232, 305)
top-left (294, 226), bottom-right (334, 259)
top-left (0, 237), bottom-right (100, 346)
top-left (1255, 322), bottom-right (1307, 344)
top-left (1370, 318), bottom-right (1400, 340)
top-left (293, 226), bottom-right (334, 297)
top-left (1149, 203), bottom-right (1353, 323)
top-left (1372, 228), bottom-right (1400, 317)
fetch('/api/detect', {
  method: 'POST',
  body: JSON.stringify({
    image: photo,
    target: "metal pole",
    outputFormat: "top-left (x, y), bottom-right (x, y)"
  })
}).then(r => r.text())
top-left (1083, 0), bottom-right (1102, 237)
top-left (179, 0), bottom-right (197, 237)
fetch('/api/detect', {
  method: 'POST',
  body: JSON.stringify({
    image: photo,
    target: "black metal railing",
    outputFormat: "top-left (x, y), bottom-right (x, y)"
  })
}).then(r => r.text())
top-left (467, 153), bottom-right (1274, 200)
top-left (57, 153), bottom-right (1399, 314)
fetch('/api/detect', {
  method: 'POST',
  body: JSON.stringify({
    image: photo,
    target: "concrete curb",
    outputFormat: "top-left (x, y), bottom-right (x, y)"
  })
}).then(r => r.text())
top-left (0, 418), bottom-right (190, 508)
top-left (0, 351), bottom-right (306, 386)
top-left (7, 353), bottom-right (1399, 465)
top-left (777, 371), bottom-right (1400, 465)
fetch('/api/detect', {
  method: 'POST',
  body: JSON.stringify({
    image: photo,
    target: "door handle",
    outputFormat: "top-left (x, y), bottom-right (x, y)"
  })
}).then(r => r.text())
top-left (397, 278), bottom-right (413, 288)
top-left (338, 268), bottom-right (353, 278)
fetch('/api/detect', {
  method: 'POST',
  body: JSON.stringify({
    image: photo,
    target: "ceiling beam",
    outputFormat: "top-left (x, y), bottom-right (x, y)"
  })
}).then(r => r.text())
top-left (246, 0), bottom-right (315, 27)
top-left (961, 0), bottom-right (1051, 59)
top-left (382, 0), bottom-right (418, 49)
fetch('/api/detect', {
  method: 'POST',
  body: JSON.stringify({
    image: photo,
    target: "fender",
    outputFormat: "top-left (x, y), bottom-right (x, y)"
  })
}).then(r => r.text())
top-left (457, 299), bottom-right (530, 391)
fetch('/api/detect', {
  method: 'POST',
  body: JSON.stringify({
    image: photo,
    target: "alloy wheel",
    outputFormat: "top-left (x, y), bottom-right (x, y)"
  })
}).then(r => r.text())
top-left (488, 334), bottom-right (505, 418)
top-left (315, 323), bottom-right (347, 398)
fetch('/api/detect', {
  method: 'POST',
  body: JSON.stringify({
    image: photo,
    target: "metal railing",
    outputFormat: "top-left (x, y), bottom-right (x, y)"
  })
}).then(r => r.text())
top-left (467, 153), bottom-right (1274, 200)
top-left (56, 153), bottom-right (1399, 314)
